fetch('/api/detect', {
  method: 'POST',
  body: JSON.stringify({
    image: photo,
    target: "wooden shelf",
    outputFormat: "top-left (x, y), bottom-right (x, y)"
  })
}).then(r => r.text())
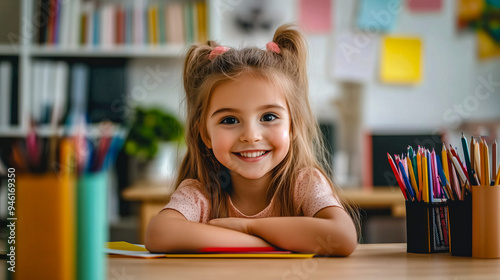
top-left (30, 44), bottom-right (187, 58)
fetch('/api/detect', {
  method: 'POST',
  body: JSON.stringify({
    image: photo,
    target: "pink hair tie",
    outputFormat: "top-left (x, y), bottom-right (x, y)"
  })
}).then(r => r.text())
top-left (266, 41), bottom-right (280, 54)
top-left (208, 46), bottom-right (230, 60)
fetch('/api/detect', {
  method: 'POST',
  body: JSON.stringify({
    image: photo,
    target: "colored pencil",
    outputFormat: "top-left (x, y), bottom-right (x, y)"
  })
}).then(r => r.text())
top-left (407, 156), bottom-right (419, 199)
top-left (492, 140), bottom-right (497, 183)
top-left (474, 141), bottom-right (482, 184)
top-left (495, 165), bottom-right (500, 186)
top-left (484, 139), bottom-right (490, 186)
top-left (429, 150), bottom-right (435, 200)
top-left (442, 143), bottom-right (450, 183)
top-left (399, 161), bottom-right (415, 201)
top-left (387, 153), bottom-right (408, 200)
top-left (462, 133), bottom-right (473, 183)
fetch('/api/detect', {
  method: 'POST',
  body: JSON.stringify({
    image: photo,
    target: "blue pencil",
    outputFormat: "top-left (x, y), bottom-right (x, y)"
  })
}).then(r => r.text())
top-left (399, 161), bottom-right (415, 201)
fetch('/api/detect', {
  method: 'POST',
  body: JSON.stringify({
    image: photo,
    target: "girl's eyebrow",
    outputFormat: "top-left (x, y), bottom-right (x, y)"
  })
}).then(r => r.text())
top-left (210, 104), bottom-right (286, 118)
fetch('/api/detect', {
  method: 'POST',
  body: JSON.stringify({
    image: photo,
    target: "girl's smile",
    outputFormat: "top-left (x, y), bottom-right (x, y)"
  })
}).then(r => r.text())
top-left (233, 150), bottom-right (271, 162)
top-left (205, 75), bottom-right (291, 180)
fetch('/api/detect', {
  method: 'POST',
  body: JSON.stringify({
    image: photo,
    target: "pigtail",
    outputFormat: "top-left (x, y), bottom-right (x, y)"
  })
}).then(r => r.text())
top-left (271, 24), bottom-right (308, 91)
top-left (183, 43), bottom-right (214, 98)
top-left (179, 41), bottom-right (232, 219)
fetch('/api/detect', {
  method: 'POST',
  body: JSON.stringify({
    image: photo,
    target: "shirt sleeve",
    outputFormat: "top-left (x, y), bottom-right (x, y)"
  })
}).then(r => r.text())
top-left (294, 168), bottom-right (343, 217)
top-left (163, 179), bottom-right (211, 223)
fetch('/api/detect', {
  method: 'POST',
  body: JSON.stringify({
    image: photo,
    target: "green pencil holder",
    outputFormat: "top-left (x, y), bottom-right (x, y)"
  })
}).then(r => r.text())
top-left (77, 172), bottom-right (108, 280)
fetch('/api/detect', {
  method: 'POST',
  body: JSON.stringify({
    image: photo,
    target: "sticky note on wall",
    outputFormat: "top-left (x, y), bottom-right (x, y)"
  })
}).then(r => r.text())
top-left (356, 0), bottom-right (401, 32)
top-left (380, 36), bottom-right (423, 84)
top-left (331, 31), bottom-right (378, 82)
top-left (299, 0), bottom-right (332, 33)
top-left (407, 0), bottom-right (443, 12)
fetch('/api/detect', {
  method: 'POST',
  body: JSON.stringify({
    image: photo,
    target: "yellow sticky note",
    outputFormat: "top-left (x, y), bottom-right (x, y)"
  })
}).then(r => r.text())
top-left (380, 36), bottom-right (422, 84)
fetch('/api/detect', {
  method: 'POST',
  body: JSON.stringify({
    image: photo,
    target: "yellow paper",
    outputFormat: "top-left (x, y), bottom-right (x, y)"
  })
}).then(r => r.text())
top-left (380, 36), bottom-right (422, 84)
top-left (106, 241), bottom-right (315, 259)
top-left (107, 241), bottom-right (149, 252)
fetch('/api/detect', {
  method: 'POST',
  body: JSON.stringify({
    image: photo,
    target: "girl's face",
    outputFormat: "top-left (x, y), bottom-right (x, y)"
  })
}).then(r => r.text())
top-left (205, 75), bottom-right (291, 180)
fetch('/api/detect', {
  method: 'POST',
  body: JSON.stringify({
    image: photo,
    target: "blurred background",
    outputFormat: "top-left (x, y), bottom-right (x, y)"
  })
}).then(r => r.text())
top-left (0, 0), bottom-right (499, 246)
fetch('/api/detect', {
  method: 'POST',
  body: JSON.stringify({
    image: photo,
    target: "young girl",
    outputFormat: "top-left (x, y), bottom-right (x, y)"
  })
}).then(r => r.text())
top-left (145, 24), bottom-right (358, 256)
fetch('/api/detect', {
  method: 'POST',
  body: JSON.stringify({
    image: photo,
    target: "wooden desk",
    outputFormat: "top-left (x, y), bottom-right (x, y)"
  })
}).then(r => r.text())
top-left (122, 182), bottom-right (405, 242)
top-left (107, 243), bottom-right (500, 279)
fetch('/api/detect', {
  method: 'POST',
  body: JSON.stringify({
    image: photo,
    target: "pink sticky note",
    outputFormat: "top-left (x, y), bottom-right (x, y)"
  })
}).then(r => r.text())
top-left (299, 0), bottom-right (332, 33)
top-left (407, 0), bottom-right (442, 12)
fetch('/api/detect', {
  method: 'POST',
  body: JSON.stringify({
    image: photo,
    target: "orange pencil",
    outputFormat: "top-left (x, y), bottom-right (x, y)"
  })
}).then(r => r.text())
top-left (441, 143), bottom-right (450, 182)
top-left (422, 152), bottom-right (429, 202)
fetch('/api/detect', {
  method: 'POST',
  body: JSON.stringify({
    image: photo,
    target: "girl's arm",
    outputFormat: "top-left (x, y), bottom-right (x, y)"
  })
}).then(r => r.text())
top-left (144, 209), bottom-right (272, 253)
top-left (208, 207), bottom-right (357, 256)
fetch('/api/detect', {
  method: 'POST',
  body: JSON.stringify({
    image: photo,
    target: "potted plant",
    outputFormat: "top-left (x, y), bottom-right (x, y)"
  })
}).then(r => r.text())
top-left (124, 107), bottom-right (184, 183)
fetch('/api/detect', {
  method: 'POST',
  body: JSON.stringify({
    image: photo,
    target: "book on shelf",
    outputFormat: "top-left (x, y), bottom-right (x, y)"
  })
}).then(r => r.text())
top-left (87, 64), bottom-right (126, 123)
top-left (31, 60), bottom-right (69, 125)
top-left (35, 0), bottom-right (209, 49)
top-left (0, 61), bottom-right (12, 127)
top-left (29, 60), bottom-right (127, 127)
top-left (0, 59), bottom-right (18, 127)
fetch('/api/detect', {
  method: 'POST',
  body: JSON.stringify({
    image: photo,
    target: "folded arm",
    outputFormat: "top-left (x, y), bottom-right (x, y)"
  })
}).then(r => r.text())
top-left (208, 206), bottom-right (357, 256)
top-left (144, 209), bottom-right (272, 253)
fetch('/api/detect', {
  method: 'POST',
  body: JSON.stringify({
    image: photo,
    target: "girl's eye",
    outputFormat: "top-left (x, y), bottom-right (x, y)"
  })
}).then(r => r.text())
top-left (261, 113), bottom-right (278, 122)
top-left (220, 117), bottom-right (239, 125)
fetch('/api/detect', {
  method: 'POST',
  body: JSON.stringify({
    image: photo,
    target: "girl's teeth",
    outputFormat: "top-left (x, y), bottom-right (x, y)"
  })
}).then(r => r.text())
top-left (240, 151), bottom-right (266, 158)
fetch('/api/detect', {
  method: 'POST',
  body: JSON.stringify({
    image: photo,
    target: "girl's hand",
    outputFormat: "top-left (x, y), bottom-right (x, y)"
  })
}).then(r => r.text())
top-left (207, 218), bottom-right (253, 235)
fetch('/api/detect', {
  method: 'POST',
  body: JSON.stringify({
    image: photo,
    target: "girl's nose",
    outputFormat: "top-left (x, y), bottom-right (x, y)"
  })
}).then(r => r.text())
top-left (240, 123), bottom-right (262, 143)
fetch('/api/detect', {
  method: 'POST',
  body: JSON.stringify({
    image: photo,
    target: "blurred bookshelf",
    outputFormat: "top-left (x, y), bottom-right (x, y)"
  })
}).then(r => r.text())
top-left (30, 45), bottom-right (186, 58)
top-left (0, 0), bottom-right (208, 137)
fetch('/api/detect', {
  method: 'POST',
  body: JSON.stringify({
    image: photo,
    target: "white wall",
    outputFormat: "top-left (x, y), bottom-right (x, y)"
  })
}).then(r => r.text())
top-left (130, 0), bottom-right (500, 133)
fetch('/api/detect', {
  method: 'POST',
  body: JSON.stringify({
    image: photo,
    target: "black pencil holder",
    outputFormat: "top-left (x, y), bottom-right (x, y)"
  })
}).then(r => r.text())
top-left (405, 201), bottom-right (449, 253)
top-left (448, 197), bottom-right (472, 257)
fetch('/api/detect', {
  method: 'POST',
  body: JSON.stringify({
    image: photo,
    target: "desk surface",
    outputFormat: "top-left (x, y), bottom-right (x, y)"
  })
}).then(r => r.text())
top-left (107, 243), bottom-right (500, 279)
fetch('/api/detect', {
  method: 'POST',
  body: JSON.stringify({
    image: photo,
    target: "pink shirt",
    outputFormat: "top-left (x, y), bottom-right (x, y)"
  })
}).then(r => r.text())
top-left (163, 168), bottom-right (342, 223)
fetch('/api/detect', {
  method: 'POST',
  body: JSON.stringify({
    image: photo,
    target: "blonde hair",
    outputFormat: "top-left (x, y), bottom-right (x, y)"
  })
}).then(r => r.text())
top-left (177, 24), bottom-right (359, 234)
